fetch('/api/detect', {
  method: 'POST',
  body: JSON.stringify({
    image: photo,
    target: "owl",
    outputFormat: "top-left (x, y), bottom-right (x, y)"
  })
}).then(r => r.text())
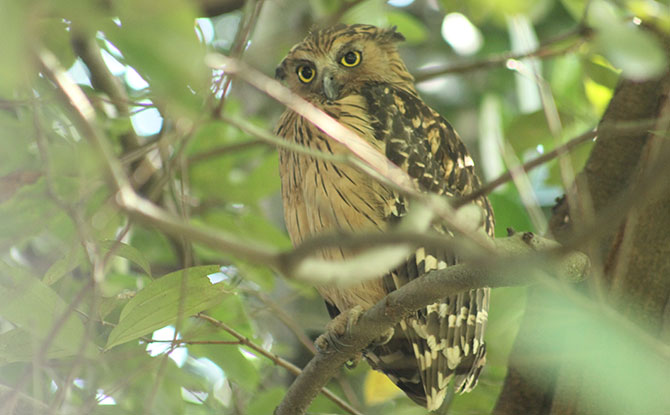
top-left (274, 24), bottom-right (495, 410)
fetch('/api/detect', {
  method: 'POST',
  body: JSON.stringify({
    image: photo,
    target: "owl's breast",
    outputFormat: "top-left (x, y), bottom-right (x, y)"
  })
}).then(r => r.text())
top-left (280, 144), bottom-right (393, 251)
top-left (277, 100), bottom-right (398, 310)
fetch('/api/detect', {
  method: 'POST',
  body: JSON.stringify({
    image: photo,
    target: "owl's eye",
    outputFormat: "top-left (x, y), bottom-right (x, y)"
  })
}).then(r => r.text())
top-left (340, 51), bottom-right (362, 67)
top-left (297, 65), bottom-right (315, 83)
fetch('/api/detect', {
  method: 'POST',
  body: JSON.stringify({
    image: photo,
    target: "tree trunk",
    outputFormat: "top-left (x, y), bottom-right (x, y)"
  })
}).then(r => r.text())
top-left (494, 56), bottom-right (670, 415)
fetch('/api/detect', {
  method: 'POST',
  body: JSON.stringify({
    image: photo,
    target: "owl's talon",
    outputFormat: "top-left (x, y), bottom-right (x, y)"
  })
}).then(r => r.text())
top-left (314, 305), bottom-right (365, 353)
top-left (371, 327), bottom-right (394, 347)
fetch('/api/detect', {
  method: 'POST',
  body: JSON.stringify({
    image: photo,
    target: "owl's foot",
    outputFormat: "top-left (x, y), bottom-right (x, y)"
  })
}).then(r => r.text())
top-left (371, 327), bottom-right (394, 347)
top-left (315, 305), bottom-right (365, 354)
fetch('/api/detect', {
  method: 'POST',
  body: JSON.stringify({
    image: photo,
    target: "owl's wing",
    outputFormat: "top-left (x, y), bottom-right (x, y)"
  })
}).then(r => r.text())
top-left (360, 84), bottom-right (494, 409)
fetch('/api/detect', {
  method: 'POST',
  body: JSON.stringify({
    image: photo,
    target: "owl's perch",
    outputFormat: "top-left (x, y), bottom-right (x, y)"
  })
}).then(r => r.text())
top-left (275, 232), bottom-right (590, 415)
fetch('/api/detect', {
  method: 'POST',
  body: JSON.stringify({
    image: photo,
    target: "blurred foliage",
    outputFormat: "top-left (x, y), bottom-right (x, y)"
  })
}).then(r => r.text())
top-left (0, 0), bottom-right (667, 414)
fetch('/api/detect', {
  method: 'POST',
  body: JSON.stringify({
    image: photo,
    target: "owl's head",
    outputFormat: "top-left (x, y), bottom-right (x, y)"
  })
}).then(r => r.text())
top-left (275, 24), bottom-right (415, 103)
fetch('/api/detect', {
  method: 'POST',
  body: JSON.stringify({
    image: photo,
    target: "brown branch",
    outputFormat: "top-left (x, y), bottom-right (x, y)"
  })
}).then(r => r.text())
top-left (212, 0), bottom-right (265, 117)
top-left (456, 129), bottom-right (597, 207)
top-left (414, 25), bottom-right (591, 82)
top-left (245, 290), bottom-right (318, 354)
top-left (275, 232), bottom-right (591, 415)
top-left (196, 313), bottom-right (363, 415)
top-left (457, 115), bottom-right (669, 208)
top-left (187, 139), bottom-right (268, 164)
top-left (70, 31), bottom-right (142, 152)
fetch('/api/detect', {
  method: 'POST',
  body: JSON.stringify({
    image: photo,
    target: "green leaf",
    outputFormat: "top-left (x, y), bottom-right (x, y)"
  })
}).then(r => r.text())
top-left (245, 387), bottom-right (286, 415)
top-left (0, 329), bottom-right (74, 365)
top-left (560, 0), bottom-right (588, 20)
top-left (488, 187), bottom-right (534, 237)
top-left (342, 0), bottom-right (387, 26)
top-left (0, 262), bottom-right (96, 358)
top-left (582, 55), bottom-right (620, 89)
top-left (595, 27), bottom-right (667, 81)
top-left (589, 0), bottom-right (667, 80)
top-left (386, 11), bottom-right (428, 44)
top-left (43, 244), bottom-right (83, 285)
top-left (97, 295), bottom-right (131, 322)
top-left (521, 288), bottom-right (670, 415)
top-left (99, 240), bottom-right (152, 277)
top-left (505, 110), bottom-right (553, 155)
top-left (41, 18), bottom-right (76, 69)
top-left (202, 346), bottom-right (260, 391)
top-left (106, 265), bottom-right (228, 350)
top-left (104, 0), bottom-right (207, 116)
top-left (0, 1), bottom-right (30, 95)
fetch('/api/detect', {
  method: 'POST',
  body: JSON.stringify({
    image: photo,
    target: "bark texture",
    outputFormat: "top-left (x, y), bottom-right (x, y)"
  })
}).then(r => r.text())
top-left (494, 52), bottom-right (670, 415)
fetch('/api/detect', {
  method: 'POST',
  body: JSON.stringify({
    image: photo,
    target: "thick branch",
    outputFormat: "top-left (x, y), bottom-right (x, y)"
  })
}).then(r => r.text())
top-left (275, 232), bottom-right (590, 415)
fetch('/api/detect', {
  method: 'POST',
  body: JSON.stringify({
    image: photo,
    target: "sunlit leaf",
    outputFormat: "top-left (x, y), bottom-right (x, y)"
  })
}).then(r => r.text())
top-left (584, 77), bottom-right (613, 116)
top-left (364, 369), bottom-right (403, 405)
top-left (106, 265), bottom-right (228, 349)
top-left (582, 55), bottom-right (620, 89)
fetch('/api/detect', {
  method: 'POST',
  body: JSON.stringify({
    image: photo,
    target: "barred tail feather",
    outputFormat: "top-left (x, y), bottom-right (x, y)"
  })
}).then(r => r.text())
top-left (369, 249), bottom-right (490, 409)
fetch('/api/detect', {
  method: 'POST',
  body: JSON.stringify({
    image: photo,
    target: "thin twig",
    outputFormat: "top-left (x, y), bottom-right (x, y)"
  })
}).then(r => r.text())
top-left (147, 339), bottom-right (242, 345)
top-left (196, 313), bottom-right (363, 415)
top-left (187, 139), bottom-right (268, 164)
top-left (456, 129), bottom-right (597, 207)
top-left (245, 289), bottom-right (318, 354)
top-left (213, 0), bottom-right (265, 117)
top-left (414, 25), bottom-right (591, 82)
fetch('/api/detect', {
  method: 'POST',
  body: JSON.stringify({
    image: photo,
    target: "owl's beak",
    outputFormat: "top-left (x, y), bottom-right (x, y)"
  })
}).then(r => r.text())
top-left (323, 72), bottom-right (339, 101)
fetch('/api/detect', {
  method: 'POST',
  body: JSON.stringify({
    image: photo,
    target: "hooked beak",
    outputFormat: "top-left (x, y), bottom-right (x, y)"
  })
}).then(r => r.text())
top-left (323, 72), bottom-right (339, 101)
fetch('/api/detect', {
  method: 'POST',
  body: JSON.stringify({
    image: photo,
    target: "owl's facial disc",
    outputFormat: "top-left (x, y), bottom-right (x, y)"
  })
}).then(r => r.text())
top-left (322, 70), bottom-right (340, 101)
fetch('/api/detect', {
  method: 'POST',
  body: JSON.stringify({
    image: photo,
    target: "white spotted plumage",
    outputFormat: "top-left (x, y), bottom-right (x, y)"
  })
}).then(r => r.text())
top-left (276, 23), bottom-right (495, 410)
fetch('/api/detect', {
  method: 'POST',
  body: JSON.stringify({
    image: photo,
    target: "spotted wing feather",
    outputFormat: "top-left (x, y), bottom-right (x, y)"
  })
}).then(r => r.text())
top-left (361, 84), bottom-right (494, 409)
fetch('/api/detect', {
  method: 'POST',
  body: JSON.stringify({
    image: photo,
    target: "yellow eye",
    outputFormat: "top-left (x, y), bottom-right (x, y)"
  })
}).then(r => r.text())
top-left (340, 51), bottom-right (361, 67)
top-left (297, 65), bottom-right (315, 83)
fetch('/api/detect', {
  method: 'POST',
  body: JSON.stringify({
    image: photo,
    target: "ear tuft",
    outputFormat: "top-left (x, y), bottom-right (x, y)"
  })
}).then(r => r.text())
top-left (387, 26), bottom-right (405, 42)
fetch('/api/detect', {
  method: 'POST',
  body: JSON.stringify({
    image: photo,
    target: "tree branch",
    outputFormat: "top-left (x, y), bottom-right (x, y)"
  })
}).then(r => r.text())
top-left (196, 314), bottom-right (363, 415)
top-left (414, 25), bottom-right (591, 82)
top-left (455, 128), bottom-right (597, 207)
top-left (275, 232), bottom-right (590, 415)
